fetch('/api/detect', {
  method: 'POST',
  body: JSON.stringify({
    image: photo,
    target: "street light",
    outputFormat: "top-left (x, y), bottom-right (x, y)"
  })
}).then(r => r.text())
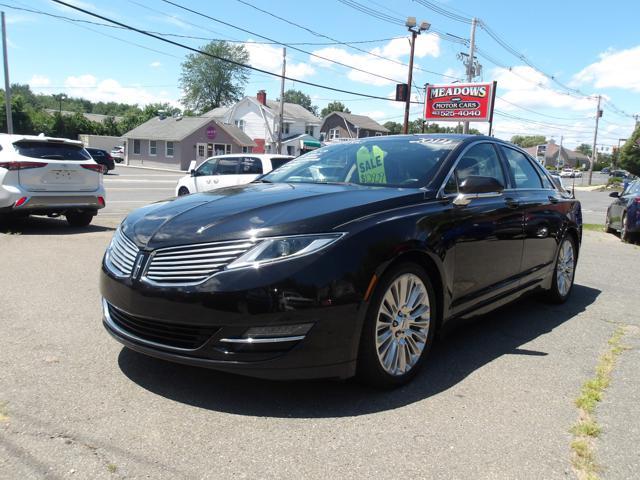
top-left (53, 93), bottom-right (67, 114)
top-left (403, 17), bottom-right (430, 135)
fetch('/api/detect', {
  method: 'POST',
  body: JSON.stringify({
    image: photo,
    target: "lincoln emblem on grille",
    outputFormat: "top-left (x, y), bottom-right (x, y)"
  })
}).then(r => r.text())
top-left (132, 253), bottom-right (146, 279)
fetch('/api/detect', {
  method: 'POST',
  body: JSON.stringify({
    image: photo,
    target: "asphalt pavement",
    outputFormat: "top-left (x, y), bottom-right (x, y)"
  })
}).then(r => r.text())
top-left (1, 167), bottom-right (638, 479)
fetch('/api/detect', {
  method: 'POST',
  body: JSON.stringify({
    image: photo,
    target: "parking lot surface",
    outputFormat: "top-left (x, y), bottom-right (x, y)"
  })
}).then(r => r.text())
top-left (1, 167), bottom-right (638, 479)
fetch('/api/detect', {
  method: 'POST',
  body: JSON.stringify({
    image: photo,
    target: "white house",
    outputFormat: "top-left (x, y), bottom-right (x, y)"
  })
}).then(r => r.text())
top-left (205, 90), bottom-right (321, 156)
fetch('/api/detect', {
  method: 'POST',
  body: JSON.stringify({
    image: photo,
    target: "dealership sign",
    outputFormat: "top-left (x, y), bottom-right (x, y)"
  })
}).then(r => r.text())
top-left (425, 82), bottom-right (496, 122)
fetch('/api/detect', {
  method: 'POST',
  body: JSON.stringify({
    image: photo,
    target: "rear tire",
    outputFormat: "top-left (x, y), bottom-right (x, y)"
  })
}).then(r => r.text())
top-left (542, 235), bottom-right (577, 304)
top-left (178, 187), bottom-right (190, 196)
top-left (357, 262), bottom-right (437, 388)
top-left (66, 211), bottom-right (94, 227)
top-left (621, 212), bottom-right (631, 242)
top-left (605, 213), bottom-right (616, 234)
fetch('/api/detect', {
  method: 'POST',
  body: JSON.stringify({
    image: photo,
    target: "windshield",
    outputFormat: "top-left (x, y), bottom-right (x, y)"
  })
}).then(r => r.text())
top-left (262, 137), bottom-right (460, 188)
top-left (14, 141), bottom-right (91, 161)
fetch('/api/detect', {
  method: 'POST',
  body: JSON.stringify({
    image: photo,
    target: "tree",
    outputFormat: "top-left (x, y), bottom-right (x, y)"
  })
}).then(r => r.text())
top-left (619, 126), bottom-right (640, 176)
top-left (320, 101), bottom-right (351, 118)
top-left (383, 121), bottom-right (402, 134)
top-left (510, 135), bottom-right (547, 148)
top-left (179, 41), bottom-right (250, 113)
top-left (279, 89), bottom-right (318, 116)
top-left (575, 143), bottom-right (593, 157)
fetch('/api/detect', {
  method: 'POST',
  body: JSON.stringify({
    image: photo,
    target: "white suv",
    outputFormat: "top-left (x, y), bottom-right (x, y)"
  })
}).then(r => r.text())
top-left (175, 153), bottom-right (294, 196)
top-left (0, 134), bottom-right (106, 226)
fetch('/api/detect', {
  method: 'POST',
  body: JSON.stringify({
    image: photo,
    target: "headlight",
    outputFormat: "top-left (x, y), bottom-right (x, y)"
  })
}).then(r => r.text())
top-left (226, 233), bottom-right (344, 270)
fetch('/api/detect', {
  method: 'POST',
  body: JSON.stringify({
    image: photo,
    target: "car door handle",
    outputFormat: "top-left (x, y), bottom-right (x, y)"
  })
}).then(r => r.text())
top-left (504, 197), bottom-right (520, 208)
top-left (548, 196), bottom-right (559, 204)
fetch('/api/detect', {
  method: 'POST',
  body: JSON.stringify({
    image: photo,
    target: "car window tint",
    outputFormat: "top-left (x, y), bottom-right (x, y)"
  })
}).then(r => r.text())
top-left (217, 157), bottom-right (240, 175)
top-left (198, 159), bottom-right (217, 176)
top-left (270, 157), bottom-right (294, 170)
top-left (240, 157), bottom-right (263, 174)
top-left (13, 141), bottom-right (91, 161)
top-left (624, 181), bottom-right (640, 195)
top-left (501, 147), bottom-right (543, 189)
top-left (449, 143), bottom-right (506, 191)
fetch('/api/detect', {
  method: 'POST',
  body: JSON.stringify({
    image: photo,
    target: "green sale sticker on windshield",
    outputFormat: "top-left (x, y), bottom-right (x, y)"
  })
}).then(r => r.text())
top-left (357, 145), bottom-right (387, 184)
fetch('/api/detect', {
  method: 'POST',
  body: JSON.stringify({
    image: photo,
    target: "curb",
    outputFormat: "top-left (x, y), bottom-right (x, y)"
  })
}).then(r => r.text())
top-left (116, 163), bottom-right (186, 174)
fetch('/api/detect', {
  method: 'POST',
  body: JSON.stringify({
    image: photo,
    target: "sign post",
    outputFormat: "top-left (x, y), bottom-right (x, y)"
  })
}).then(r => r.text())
top-left (424, 82), bottom-right (496, 133)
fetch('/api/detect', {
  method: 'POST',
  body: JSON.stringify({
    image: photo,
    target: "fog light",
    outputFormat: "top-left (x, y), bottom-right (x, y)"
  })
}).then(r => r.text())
top-left (244, 323), bottom-right (313, 339)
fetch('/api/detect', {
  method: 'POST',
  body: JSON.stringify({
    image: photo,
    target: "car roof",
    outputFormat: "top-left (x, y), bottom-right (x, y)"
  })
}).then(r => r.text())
top-left (0, 133), bottom-right (84, 146)
top-left (204, 153), bottom-right (293, 160)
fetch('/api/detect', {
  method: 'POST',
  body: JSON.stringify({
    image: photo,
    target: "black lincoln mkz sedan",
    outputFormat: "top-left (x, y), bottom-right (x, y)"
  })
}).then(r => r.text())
top-left (101, 135), bottom-right (582, 387)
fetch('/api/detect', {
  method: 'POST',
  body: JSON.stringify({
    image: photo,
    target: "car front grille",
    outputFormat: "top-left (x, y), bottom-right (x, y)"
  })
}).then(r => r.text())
top-left (107, 302), bottom-right (220, 350)
top-left (107, 229), bottom-right (139, 276)
top-left (144, 239), bottom-right (255, 285)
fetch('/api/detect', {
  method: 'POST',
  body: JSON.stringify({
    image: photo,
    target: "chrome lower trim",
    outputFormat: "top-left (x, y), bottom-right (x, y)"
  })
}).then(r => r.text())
top-left (219, 335), bottom-right (306, 344)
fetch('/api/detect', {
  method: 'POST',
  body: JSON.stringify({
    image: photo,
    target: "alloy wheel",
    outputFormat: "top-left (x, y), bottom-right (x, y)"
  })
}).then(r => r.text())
top-left (375, 273), bottom-right (430, 376)
top-left (556, 239), bottom-right (575, 297)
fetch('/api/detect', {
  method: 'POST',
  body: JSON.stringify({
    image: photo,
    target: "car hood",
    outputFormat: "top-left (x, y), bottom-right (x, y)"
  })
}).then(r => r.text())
top-left (121, 182), bottom-right (430, 249)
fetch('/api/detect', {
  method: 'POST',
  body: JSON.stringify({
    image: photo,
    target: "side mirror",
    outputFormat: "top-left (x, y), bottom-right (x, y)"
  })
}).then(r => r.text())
top-left (190, 169), bottom-right (196, 177)
top-left (453, 176), bottom-right (504, 206)
top-left (459, 175), bottom-right (504, 194)
top-left (609, 191), bottom-right (620, 198)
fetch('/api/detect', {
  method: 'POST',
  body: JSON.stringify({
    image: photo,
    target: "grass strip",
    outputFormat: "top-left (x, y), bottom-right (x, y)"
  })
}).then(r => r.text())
top-left (570, 326), bottom-right (627, 479)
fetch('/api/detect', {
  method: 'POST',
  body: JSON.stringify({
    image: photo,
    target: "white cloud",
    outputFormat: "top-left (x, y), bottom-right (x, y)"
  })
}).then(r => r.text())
top-left (149, 61), bottom-right (162, 68)
top-left (56, 74), bottom-right (179, 107)
top-left (244, 41), bottom-right (315, 79)
top-left (310, 34), bottom-right (440, 87)
top-left (153, 15), bottom-right (191, 30)
top-left (361, 110), bottom-right (387, 120)
top-left (573, 45), bottom-right (640, 93)
top-left (492, 65), bottom-right (596, 112)
top-left (29, 74), bottom-right (51, 88)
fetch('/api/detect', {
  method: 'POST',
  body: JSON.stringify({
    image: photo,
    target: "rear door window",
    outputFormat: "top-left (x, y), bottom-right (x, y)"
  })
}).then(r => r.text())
top-left (240, 157), bottom-right (263, 174)
top-left (217, 157), bottom-right (240, 175)
top-left (14, 141), bottom-right (91, 161)
top-left (501, 146), bottom-right (543, 189)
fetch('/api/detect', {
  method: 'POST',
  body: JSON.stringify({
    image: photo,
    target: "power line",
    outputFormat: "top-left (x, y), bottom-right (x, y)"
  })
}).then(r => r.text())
top-left (156, 0), bottom-right (404, 85)
top-left (414, 0), bottom-right (472, 24)
top-left (49, 0), bottom-right (423, 105)
top-left (235, 0), bottom-right (461, 80)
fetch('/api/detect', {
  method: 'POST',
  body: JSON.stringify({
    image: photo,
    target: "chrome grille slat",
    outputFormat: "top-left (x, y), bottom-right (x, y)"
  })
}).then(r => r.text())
top-left (143, 239), bottom-right (256, 285)
top-left (107, 230), bottom-right (139, 276)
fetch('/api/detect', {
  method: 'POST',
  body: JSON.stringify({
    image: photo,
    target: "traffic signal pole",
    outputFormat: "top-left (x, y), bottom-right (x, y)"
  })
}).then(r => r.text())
top-left (402, 30), bottom-right (417, 135)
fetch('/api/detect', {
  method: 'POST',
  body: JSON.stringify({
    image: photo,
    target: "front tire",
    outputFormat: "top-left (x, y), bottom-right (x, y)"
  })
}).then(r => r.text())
top-left (621, 212), bottom-right (631, 242)
top-left (178, 187), bottom-right (190, 196)
top-left (66, 211), bottom-right (94, 227)
top-left (542, 235), bottom-right (577, 304)
top-left (605, 212), bottom-right (616, 234)
top-left (357, 262), bottom-right (437, 388)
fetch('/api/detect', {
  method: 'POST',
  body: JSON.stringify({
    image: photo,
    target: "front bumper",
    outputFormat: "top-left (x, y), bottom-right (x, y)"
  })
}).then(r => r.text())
top-left (100, 255), bottom-right (366, 380)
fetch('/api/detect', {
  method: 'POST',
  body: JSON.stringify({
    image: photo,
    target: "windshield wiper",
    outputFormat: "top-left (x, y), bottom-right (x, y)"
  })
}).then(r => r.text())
top-left (252, 178), bottom-right (273, 183)
top-left (40, 154), bottom-right (65, 159)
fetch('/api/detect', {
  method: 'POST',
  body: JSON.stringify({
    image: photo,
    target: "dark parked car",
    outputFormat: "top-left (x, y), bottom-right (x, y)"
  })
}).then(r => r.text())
top-left (609, 169), bottom-right (631, 179)
top-left (100, 135), bottom-right (582, 387)
top-left (86, 148), bottom-right (115, 172)
top-left (606, 179), bottom-right (640, 242)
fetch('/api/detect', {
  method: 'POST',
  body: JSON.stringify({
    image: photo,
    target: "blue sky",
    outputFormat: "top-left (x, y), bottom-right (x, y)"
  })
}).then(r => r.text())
top-left (4, 0), bottom-right (639, 149)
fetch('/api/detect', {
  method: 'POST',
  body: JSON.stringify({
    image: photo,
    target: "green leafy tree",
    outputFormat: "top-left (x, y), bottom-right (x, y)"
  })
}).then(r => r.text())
top-left (510, 135), bottom-right (547, 148)
top-left (575, 143), bottom-right (593, 158)
top-left (383, 121), bottom-right (402, 134)
top-left (320, 101), bottom-right (351, 118)
top-left (619, 126), bottom-right (640, 176)
top-left (179, 41), bottom-right (250, 113)
top-left (279, 89), bottom-right (318, 116)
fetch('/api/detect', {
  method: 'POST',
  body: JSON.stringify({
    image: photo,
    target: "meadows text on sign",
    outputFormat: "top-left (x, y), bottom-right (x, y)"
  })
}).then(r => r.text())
top-left (424, 82), bottom-right (496, 122)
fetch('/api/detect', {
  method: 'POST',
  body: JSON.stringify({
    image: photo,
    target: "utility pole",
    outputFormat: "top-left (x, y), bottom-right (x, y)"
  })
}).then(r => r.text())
top-left (558, 135), bottom-right (564, 169)
top-left (2, 12), bottom-right (13, 134)
top-left (588, 95), bottom-right (602, 186)
top-left (277, 47), bottom-right (286, 154)
top-left (403, 17), bottom-right (430, 134)
top-left (403, 30), bottom-right (417, 134)
top-left (462, 18), bottom-right (477, 135)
